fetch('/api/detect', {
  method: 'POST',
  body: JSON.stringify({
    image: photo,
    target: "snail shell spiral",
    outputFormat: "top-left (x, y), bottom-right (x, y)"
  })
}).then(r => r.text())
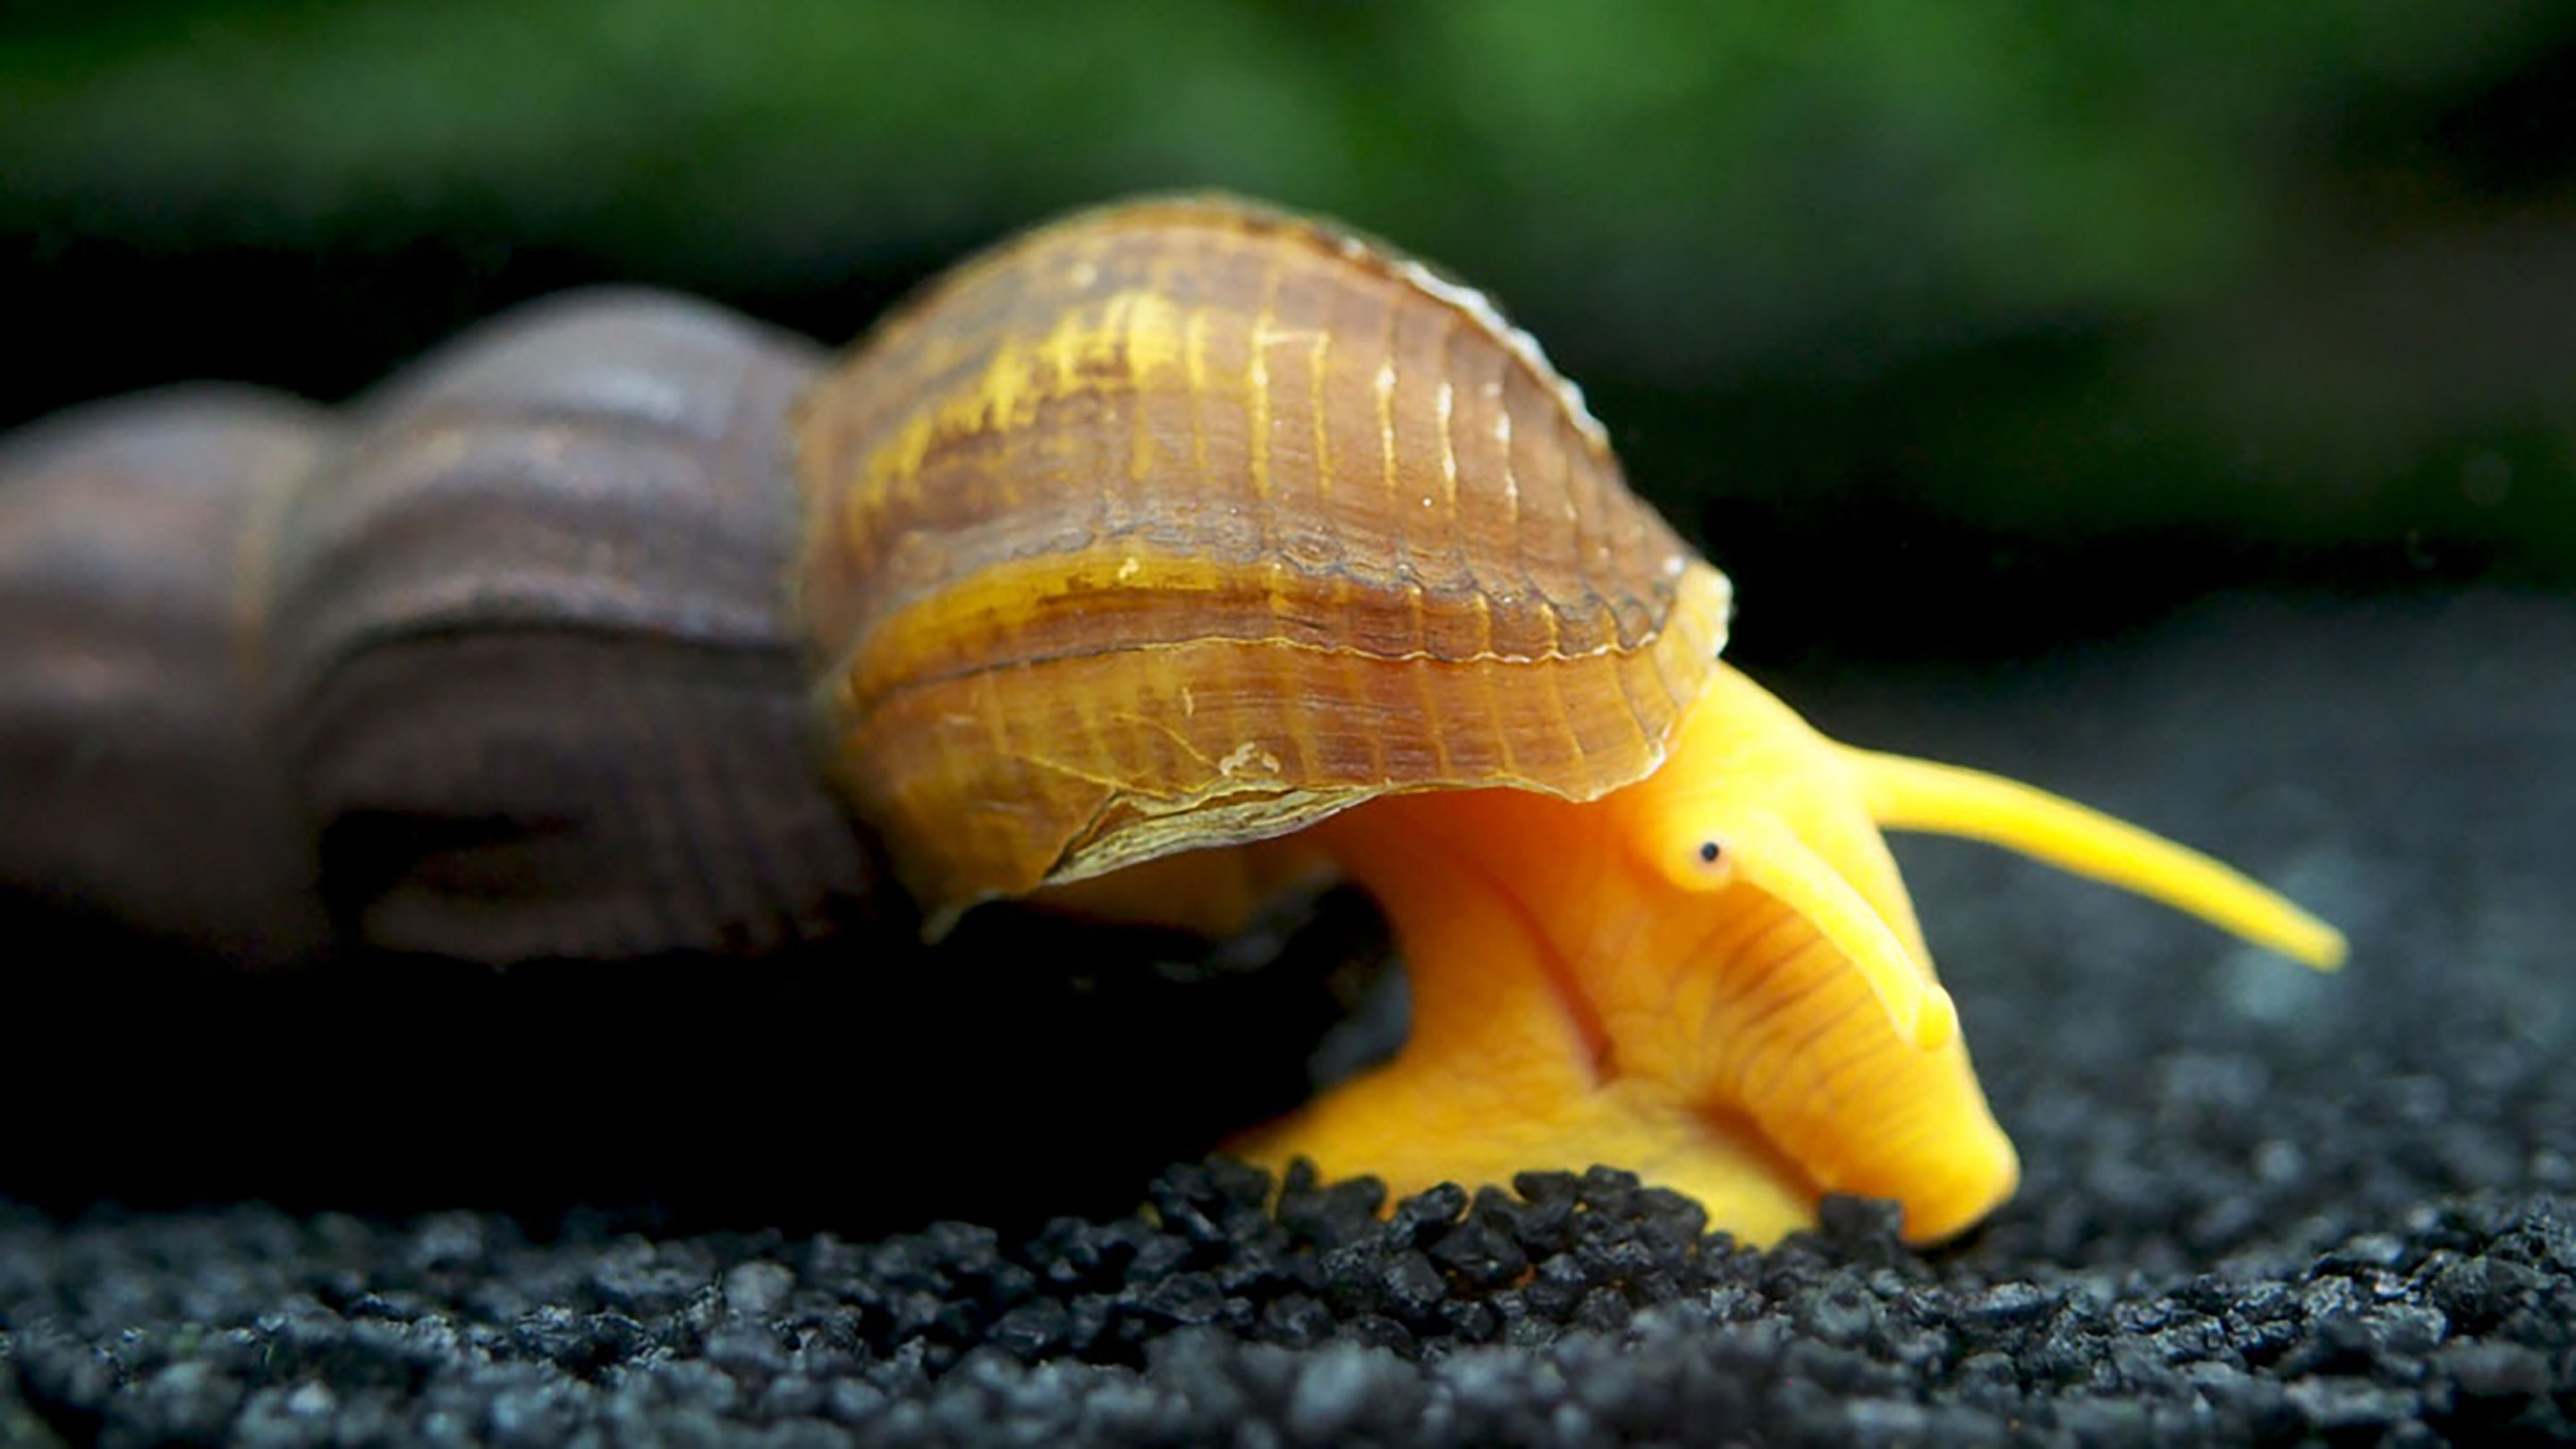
top-left (1, 196), bottom-right (1734, 959)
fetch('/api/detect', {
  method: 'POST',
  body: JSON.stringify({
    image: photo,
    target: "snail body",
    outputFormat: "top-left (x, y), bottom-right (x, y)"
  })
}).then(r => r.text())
top-left (0, 196), bottom-right (2343, 1243)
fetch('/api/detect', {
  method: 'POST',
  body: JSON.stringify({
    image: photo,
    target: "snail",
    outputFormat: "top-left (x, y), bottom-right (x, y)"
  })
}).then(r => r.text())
top-left (0, 195), bottom-right (2343, 1245)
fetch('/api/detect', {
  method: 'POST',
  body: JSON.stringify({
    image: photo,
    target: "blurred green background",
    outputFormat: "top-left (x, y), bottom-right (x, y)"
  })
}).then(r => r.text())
top-left (6, 0), bottom-right (2572, 658)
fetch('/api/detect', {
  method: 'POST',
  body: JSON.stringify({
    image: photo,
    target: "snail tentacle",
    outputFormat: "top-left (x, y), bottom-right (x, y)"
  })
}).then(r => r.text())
top-left (1843, 748), bottom-right (2349, 970)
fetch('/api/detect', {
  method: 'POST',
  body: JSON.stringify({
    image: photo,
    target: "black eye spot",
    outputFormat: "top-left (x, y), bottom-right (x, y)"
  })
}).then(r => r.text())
top-left (1697, 841), bottom-right (1722, 865)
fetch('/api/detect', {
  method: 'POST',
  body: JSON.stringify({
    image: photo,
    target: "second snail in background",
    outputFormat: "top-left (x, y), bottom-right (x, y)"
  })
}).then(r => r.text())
top-left (0, 195), bottom-right (2344, 1245)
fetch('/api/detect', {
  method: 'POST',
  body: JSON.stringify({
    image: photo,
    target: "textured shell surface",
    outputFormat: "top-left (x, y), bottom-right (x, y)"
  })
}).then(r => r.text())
top-left (258, 292), bottom-right (877, 962)
top-left (799, 196), bottom-right (1733, 914)
top-left (0, 390), bottom-right (334, 962)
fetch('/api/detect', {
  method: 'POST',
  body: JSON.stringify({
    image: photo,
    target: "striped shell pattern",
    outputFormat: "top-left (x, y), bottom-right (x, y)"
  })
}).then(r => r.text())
top-left (798, 199), bottom-right (1735, 915)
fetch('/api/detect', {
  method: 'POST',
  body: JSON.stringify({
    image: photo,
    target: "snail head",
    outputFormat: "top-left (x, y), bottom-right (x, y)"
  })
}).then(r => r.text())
top-left (1234, 662), bottom-right (2343, 1244)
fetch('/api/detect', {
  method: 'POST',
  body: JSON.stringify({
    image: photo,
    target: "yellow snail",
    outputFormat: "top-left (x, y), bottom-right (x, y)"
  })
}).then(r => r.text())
top-left (0, 196), bottom-right (2343, 1244)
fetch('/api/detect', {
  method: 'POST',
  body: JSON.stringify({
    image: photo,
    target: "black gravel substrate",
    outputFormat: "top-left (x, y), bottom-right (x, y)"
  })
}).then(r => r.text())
top-left (4, 588), bottom-right (2572, 1448)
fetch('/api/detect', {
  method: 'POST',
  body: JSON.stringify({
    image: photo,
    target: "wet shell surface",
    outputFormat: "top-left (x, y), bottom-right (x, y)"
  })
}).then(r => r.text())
top-left (799, 199), bottom-right (1734, 914)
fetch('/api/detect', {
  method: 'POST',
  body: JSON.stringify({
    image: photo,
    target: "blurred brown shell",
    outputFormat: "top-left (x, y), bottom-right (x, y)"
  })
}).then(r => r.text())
top-left (266, 292), bottom-right (881, 962)
top-left (0, 292), bottom-right (892, 966)
top-left (0, 389), bottom-right (332, 963)
top-left (799, 198), bottom-right (1733, 916)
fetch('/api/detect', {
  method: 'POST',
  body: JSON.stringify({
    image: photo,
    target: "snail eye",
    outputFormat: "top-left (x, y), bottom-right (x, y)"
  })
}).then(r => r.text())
top-left (1678, 835), bottom-right (1735, 889)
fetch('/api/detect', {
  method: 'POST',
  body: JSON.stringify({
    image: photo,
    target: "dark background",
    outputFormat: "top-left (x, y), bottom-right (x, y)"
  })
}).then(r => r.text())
top-left (7, 0), bottom-right (2574, 663)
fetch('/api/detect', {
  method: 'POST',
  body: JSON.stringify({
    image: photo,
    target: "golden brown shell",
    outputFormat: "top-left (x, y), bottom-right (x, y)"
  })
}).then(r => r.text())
top-left (798, 196), bottom-right (1733, 916)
